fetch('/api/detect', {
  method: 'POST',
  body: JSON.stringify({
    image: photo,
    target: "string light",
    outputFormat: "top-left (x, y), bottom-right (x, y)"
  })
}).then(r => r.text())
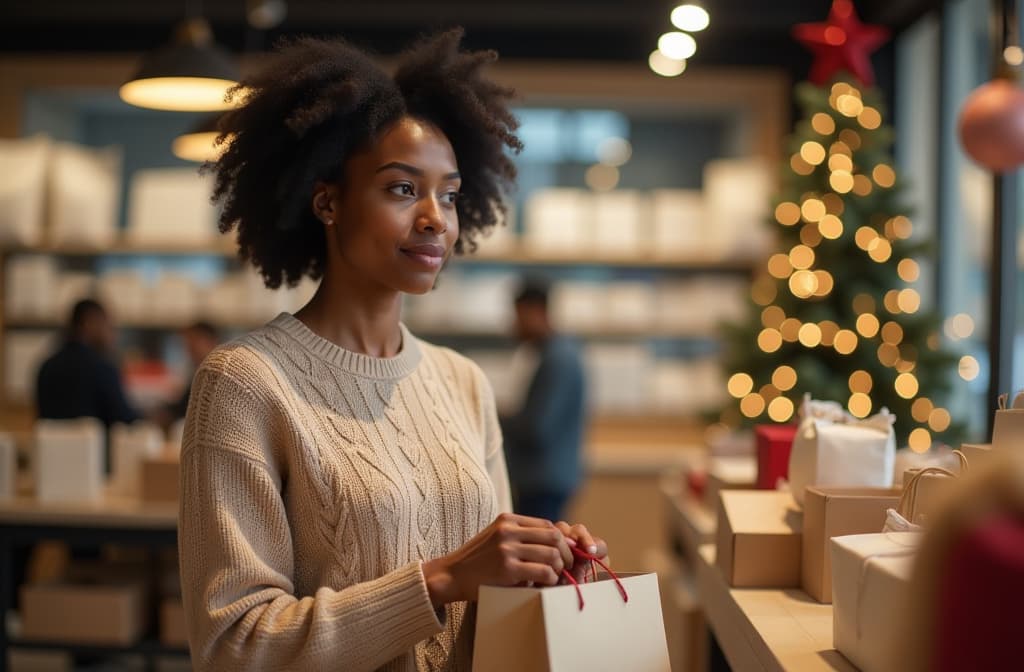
top-left (800, 141), bottom-right (827, 165)
top-left (858, 106), bottom-right (882, 129)
top-left (872, 164), bottom-right (896, 187)
top-left (780, 318), bottom-right (802, 342)
top-left (928, 408), bottom-right (952, 432)
top-left (811, 112), bottom-right (836, 135)
top-left (798, 323), bottom-right (823, 347)
top-left (829, 154), bottom-right (854, 172)
top-left (897, 259), bottom-right (920, 282)
top-left (727, 373), bottom-right (755, 398)
top-left (768, 253), bottom-right (794, 279)
top-left (819, 321), bottom-right (840, 346)
top-left (800, 223), bottom-right (824, 247)
top-left (959, 355), bottom-right (980, 380)
top-left (801, 198), bottom-right (827, 222)
top-left (948, 313), bottom-right (975, 339)
top-left (819, 214), bottom-right (843, 239)
top-left (895, 359), bottom-right (916, 373)
top-left (767, 396), bottom-right (795, 422)
top-left (895, 372), bottom-right (919, 399)
top-left (849, 370), bottom-right (873, 394)
top-left (911, 398), bottom-right (934, 422)
top-left (772, 365), bottom-right (798, 391)
top-left (848, 392), bottom-right (872, 418)
top-left (890, 215), bottom-right (913, 239)
top-left (822, 193), bottom-right (845, 215)
top-left (852, 174), bottom-right (873, 196)
top-left (830, 170), bottom-right (855, 193)
top-left (758, 328), bottom-right (784, 353)
top-left (856, 313), bottom-right (880, 338)
top-left (761, 306), bottom-right (786, 329)
top-left (775, 202), bottom-right (802, 226)
top-left (898, 289), bottom-right (921, 313)
top-left (813, 270), bottom-right (834, 296)
top-left (790, 245), bottom-right (815, 270)
top-left (855, 226), bottom-right (877, 250)
top-left (789, 270), bottom-right (819, 298)
top-left (830, 141), bottom-right (852, 156)
top-left (884, 290), bottom-right (902, 313)
top-left (868, 238), bottom-right (892, 262)
top-left (927, 332), bottom-right (941, 350)
top-left (836, 94), bottom-right (865, 117)
top-left (909, 428), bottom-right (932, 453)
top-left (741, 393), bottom-right (766, 418)
top-left (838, 128), bottom-right (863, 150)
top-left (791, 154), bottom-right (815, 175)
top-left (878, 343), bottom-right (900, 367)
top-left (834, 329), bottom-right (858, 354)
top-left (760, 384), bottom-right (781, 401)
top-left (881, 321), bottom-right (904, 344)
top-left (752, 275), bottom-right (777, 305)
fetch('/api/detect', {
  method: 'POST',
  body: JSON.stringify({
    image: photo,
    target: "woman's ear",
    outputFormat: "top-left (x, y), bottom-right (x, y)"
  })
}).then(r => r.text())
top-left (312, 182), bottom-right (337, 226)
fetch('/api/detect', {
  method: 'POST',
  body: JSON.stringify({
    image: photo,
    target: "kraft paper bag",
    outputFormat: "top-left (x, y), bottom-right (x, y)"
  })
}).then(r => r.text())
top-left (789, 396), bottom-right (895, 506)
top-left (473, 572), bottom-right (671, 672)
top-left (991, 392), bottom-right (1024, 450)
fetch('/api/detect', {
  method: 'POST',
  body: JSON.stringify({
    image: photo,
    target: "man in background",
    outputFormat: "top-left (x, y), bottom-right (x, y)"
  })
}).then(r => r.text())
top-left (500, 280), bottom-right (587, 523)
top-left (36, 298), bottom-right (138, 427)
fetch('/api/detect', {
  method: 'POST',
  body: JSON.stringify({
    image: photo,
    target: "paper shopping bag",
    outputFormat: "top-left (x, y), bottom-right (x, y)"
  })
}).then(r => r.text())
top-left (473, 572), bottom-right (671, 672)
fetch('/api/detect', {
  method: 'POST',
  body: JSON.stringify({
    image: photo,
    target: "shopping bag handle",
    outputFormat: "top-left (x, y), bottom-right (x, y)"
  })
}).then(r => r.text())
top-left (560, 546), bottom-right (629, 611)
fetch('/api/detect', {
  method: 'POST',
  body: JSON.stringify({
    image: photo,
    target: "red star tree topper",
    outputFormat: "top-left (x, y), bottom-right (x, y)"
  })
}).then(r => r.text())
top-left (793, 0), bottom-right (890, 86)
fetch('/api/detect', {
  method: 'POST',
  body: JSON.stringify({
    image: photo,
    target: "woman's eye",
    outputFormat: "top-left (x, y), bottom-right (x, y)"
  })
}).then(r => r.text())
top-left (389, 183), bottom-right (415, 197)
top-left (443, 191), bottom-right (460, 204)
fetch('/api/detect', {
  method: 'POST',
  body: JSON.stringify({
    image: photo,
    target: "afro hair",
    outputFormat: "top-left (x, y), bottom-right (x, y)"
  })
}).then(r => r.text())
top-left (207, 28), bottom-right (522, 289)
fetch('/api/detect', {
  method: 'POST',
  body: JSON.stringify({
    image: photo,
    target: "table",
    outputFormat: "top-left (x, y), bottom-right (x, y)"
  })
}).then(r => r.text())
top-left (695, 544), bottom-right (857, 672)
top-left (0, 494), bottom-right (183, 672)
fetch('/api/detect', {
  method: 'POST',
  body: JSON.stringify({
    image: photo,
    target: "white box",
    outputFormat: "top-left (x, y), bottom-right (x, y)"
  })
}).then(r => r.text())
top-left (831, 533), bottom-right (918, 672)
top-left (48, 142), bottom-right (121, 249)
top-left (5, 255), bottom-right (60, 321)
top-left (151, 272), bottom-right (199, 325)
top-left (97, 270), bottom-right (149, 324)
top-left (703, 158), bottom-right (773, 259)
top-left (4, 331), bottom-right (58, 403)
top-left (592, 190), bottom-right (644, 255)
top-left (649, 189), bottom-right (704, 257)
top-left (550, 282), bottom-right (603, 332)
top-left (0, 134), bottom-right (49, 246)
top-left (34, 418), bottom-right (105, 502)
top-left (110, 422), bottom-right (164, 497)
top-left (0, 433), bottom-right (16, 500)
top-left (606, 282), bottom-right (656, 332)
top-left (126, 168), bottom-right (218, 245)
top-left (523, 188), bottom-right (588, 254)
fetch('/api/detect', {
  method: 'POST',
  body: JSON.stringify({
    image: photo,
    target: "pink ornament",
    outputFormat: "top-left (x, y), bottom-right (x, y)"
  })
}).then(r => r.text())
top-left (958, 79), bottom-right (1024, 172)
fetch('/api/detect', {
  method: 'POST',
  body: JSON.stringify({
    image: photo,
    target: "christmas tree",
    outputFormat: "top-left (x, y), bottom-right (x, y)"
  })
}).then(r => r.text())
top-left (721, 0), bottom-right (960, 448)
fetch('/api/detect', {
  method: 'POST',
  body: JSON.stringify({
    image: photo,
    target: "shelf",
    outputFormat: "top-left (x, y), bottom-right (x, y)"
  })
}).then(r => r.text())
top-left (8, 637), bottom-right (188, 658)
top-left (0, 241), bottom-right (236, 257)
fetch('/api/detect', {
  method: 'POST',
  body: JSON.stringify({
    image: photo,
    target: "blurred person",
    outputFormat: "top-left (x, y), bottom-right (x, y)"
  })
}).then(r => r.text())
top-left (35, 298), bottom-right (139, 427)
top-left (179, 30), bottom-right (608, 671)
top-left (500, 279), bottom-right (587, 523)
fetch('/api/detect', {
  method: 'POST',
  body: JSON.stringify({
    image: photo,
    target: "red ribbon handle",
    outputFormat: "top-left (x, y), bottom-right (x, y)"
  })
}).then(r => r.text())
top-left (560, 545), bottom-right (629, 611)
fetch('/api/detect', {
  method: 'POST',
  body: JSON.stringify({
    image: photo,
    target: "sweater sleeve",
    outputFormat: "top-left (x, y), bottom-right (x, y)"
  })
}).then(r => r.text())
top-left (475, 366), bottom-right (513, 514)
top-left (179, 361), bottom-right (444, 672)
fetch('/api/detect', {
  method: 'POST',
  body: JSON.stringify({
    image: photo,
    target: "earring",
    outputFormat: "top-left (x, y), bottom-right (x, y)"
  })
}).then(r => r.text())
top-left (325, 218), bottom-right (334, 226)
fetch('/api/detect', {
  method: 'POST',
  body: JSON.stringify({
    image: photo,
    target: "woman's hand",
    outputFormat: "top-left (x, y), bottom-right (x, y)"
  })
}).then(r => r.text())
top-left (555, 521), bottom-right (609, 584)
top-left (422, 512), bottom-right (574, 606)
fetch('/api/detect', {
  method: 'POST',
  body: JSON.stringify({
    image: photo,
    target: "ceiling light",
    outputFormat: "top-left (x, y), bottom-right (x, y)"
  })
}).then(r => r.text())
top-left (172, 114), bottom-right (230, 163)
top-left (120, 18), bottom-right (240, 112)
top-left (658, 31), bottom-right (698, 60)
top-left (671, 5), bottom-right (710, 32)
top-left (648, 49), bottom-right (687, 77)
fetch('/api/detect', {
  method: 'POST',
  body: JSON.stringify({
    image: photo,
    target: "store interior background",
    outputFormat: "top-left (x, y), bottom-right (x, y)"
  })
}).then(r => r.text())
top-left (0, 0), bottom-right (1014, 669)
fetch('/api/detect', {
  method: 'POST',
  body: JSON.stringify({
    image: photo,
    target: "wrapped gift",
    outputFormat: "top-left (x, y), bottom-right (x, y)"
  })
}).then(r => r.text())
top-left (34, 419), bottom-right (105, 502)
top-left (802, 486), bottom-right (900, 603)
top-left (831, 532), bottom-right (918, 672)
top-left (789, 396), bottom-right (896, 506)
top-left (715, 490), bottom-right (802, 587)
top-left (754, 424), bottom-right (797, 490)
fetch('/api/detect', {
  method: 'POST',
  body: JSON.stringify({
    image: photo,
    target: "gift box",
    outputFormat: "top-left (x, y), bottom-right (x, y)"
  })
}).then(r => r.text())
top-left (48, 142), bottom-right (121, 249)
top-left (34, 419), bottom-right (105, 502)
top-left (801, 486), bottom-right (901, 603)
top-left (831, 532), bottom-right (918, 672)
top-left (754, 424), bottom-right (797, 490)
top-left (715, 490), bottom-right (802, 587)
top-left (21, 578), bottom-right (147, 645)
top-left (142, 455), bottom-right (180, 503)
top-left (701, 456), bottom-right (756, 511)
top-left (160, 598), bottom-right (189, 647)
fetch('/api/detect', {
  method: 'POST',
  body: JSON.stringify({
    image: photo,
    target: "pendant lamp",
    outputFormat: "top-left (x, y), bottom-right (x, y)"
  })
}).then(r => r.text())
top-left (172, 113), bottom-right (231, 163)
top-left (120, 17), bottom-right (239, 112)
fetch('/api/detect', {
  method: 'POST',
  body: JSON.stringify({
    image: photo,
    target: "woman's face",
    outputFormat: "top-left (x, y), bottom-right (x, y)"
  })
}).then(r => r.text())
top-left (316, 116), bottom-right (461, 296)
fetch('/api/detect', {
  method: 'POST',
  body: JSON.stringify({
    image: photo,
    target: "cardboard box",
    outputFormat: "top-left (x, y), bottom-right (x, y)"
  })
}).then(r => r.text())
top-left (715, 490), bottom-right (802, 587)
top-left (702, 456), bottom-right (757, 511)
top-left (754, 424), bottom-right (797, 490)
top-left (831, 533), bottom-right (918, 672)
top-left (20, 579), bottom-right (147, 645)
top-left (160, 598), bottom-right (189, 648)
top-left (801, 486), bottom-right (901, 603)
top-left (142, 455), bottom-right (180, 503)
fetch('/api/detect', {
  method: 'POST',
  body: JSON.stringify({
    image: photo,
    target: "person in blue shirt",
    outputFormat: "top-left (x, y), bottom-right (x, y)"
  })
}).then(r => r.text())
top-left (36, 298), bottom-right (139, 429)
top-left (500, 280), bottom-right (587, 523)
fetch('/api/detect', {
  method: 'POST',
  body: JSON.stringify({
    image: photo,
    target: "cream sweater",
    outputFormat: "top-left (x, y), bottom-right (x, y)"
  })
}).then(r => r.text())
top-left (179, 313), bottom-right (512, 671)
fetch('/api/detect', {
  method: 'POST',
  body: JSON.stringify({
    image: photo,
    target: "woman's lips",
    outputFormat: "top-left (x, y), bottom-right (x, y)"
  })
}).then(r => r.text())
top-left (401, 244), bottom-right (446, 269)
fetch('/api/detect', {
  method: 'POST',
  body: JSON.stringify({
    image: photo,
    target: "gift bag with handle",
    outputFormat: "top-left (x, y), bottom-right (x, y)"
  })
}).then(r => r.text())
top-left (788, 395), bottom-right (896, 506)
top-left (991, 391), bottom-right (1024, 450)
top-left (473, 550), bottom-right (670, 671)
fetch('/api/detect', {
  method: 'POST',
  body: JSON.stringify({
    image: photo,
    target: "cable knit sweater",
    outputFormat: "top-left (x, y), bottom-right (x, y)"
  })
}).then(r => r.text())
top-left (179, 313), bottom-right (512, 671)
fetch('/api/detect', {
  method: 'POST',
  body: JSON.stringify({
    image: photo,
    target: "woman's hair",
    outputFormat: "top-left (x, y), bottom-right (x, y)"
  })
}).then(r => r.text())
top-left (207, 28), bottom-right (522, 288)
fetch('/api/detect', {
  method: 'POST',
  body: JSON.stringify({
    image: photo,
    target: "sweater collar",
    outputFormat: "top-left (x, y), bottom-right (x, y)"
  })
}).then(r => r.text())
top-left (270, 313), bottom-right (422, 380)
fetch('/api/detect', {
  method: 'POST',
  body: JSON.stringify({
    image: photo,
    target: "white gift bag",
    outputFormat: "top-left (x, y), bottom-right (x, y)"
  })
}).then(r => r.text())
top-left (789, 396), bottom-right (896, 506)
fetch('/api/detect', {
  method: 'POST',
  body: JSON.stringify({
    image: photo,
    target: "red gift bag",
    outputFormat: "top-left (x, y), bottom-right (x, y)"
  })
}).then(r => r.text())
top-left (755, 424), bottom-right (797, 490)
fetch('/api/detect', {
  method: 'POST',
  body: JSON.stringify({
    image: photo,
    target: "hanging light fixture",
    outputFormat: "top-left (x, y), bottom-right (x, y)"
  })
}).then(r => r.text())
top-left (172, 113), bottom-right (231, 163)
top-left (120, 17), bottom-right (240, 112)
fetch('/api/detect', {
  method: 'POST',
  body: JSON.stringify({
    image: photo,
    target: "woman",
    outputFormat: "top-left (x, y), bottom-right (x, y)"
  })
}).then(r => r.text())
top-left (179, 28), bottom-right (608, 671)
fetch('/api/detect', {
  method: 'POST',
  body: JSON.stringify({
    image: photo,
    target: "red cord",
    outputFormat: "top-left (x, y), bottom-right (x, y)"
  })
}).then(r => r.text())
top-left (559, 545), bottom-right (629, 611)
